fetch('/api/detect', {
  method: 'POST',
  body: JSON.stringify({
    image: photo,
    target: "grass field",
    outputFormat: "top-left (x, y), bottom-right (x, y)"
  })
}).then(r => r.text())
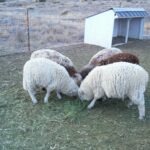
top-left (0, 40), bottom-right (150, 150)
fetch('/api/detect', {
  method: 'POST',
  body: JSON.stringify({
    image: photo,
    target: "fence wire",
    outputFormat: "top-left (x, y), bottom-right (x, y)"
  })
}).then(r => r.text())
top-left (0, 7), bottom-right (149, 56)
top-left (0, 7), bottom-right (84, 56)
top-left (0, 8), bottom-right (28, 56)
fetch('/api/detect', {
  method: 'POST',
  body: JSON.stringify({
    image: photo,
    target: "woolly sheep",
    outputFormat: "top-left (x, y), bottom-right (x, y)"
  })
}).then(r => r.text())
top-left (80, 47), bottom-right (122, 79)
top-left (98, 52), bottom-right (139, 66)
top-left (23, 58), bottom-right (79, 104)
top-left (78, 62), bottom-right (149, 120)
top-left (30, 49), bottom-right (82, 85)
top-left (80, 52), bottom-right (139, 79)
top-left (89, 47), bottom-right (122, 65)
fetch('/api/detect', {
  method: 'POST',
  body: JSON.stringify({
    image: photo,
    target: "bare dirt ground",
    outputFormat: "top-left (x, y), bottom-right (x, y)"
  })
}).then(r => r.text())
top-left (0, 40), bottom-right (150, 149)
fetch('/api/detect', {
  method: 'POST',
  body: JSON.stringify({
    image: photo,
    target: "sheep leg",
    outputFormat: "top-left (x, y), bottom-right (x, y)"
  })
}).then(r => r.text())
top-left (44, 84), bottom-right (55, 103)
top-left (87, 98), bottom-right (97, 109)
top-left (102, 95), bottom-right (107, 101)
top-left (127, 101), bottom-right (133, 108)
top-left (28, 88), bottom-right (37, 104)
top-left (138, 102), bottom-right (145, 120)
top-left (137, 94), bottom-right (145, 120)
top-left (130, 92), bottom-right (145, 120)
top-left (88, 89), bottom-right (104, 109)
top-left (56, 91), bottom-right (62, 99)
top-left (44, 92), bottom-right (50, 104)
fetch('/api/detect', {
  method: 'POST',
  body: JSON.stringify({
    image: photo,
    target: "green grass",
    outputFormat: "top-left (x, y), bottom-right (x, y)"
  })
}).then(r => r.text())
top-left (0, 40), bottom-right (150, 149)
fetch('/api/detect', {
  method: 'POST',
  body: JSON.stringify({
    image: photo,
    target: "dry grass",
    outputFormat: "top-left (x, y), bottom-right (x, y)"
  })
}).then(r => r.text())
top-left (0, 40), bottom-right (150, 149)
top-left (1, 0), bottom-right (150, 56)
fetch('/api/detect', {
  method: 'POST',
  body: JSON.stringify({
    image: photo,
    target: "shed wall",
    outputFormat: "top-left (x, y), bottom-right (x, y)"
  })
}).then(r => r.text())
top-left (129, 18), bottom-right (141, 38)
top-left (113, 19), bottom-right (128, 37)
top-left (84, 10), bottom-right (115, 48)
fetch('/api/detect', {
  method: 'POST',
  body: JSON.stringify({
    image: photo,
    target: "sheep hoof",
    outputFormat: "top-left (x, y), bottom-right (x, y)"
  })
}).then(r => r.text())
top-left (44, 101), bottom-right (48, 104)
top-left (127, 101), bottom-right (133, 108)
top-left (139, 116), bottom-right (145, 120)
top-left (87, 104), bottom-right (93, 109)
top-left (44, 99), bottom-right (48, 104)
top-left (57, 92), bottom-right (62, 99)
top-left (57, 95), bottom-right (62, 100)
top-left (32, 101), bottom-right (38, 105)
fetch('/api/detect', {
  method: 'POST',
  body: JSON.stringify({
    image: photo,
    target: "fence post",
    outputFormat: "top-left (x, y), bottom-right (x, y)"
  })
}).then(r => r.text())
top-left (26, 7), bottom-right (34, 52)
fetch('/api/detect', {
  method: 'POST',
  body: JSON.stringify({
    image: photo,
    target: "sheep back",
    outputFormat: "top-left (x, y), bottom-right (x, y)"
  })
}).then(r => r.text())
top-left (30, 49), bottom-right (74, 67)
top-left (89, 47), bottom-right (122, 65)
top-left (99, 52), bottom-right (139, 66)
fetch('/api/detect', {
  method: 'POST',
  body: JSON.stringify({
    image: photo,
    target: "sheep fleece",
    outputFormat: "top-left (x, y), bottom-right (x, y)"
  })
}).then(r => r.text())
top-left (89, 48), bottom-right (122, 65)
top-left (80, 62), bottom-right (148, 99)
top-left (30, 49), bottom-right (82, 85)
top-left (30, 49), bottom-right (74, 67)
top-left (23, 58), bottom-right (78, 96)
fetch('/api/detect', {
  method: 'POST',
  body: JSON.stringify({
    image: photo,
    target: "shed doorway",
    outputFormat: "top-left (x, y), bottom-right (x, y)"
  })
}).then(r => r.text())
top-left (112, 18), bottom-right (142, 46)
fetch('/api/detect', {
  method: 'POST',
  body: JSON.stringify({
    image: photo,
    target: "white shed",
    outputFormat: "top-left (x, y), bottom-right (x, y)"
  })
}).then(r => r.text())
top-left (84, 8), bottom-right (149, 48)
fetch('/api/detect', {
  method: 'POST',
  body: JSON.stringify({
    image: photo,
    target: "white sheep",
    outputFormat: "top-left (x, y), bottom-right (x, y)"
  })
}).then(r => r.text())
top-left (78, 62), bottom-right (149, 120)
top-left (23, 58), bottom-right (79, 104)
top-left (30, 49), bottom-right (82, 85)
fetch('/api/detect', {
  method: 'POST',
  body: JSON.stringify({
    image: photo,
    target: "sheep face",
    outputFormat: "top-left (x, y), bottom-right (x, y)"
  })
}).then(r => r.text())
top-left (78, 87), bottom-right (93, 101)
top-left (65, 80), bottom-right (79, 97)
top-left (72, 73), bottom-right (82, 86)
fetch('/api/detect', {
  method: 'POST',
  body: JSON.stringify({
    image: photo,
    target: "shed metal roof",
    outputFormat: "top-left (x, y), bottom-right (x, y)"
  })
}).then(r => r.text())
top-left (112, 8), bottom-right (149, 18)
top-left (86, 8), bottom-right (149, 19)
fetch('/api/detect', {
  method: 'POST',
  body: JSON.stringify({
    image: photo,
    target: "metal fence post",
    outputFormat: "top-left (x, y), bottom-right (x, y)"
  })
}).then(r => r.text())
top-left (26, 7), bottom-right (34, 52)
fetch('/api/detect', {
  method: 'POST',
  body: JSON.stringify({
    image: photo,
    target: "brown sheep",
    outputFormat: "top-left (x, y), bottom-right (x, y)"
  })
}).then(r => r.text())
top-left (80, 52), bottom-right (139, 79)
top-left (89, 48), bottom-right (122, 66)
top-left (99, 52), bottom-right (139, 66)
top-left (80, 48), bottom-right (122, 79)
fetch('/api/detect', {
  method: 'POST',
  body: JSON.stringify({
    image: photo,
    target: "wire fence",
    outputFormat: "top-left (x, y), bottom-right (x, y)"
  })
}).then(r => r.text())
top-left (0, 7), bottom-right (149, 56)
top-left (0, 7), bottom-right (84, 56)
top-left (0, 8), bottom-right (28, 56)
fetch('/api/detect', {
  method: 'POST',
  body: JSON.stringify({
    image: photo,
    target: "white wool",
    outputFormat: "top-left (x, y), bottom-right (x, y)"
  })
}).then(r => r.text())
top-left (78, 62), bottom-right (149, 120)
top-left (23, 58), bottom-right (78, 104)
top-left (30, 49), bottom-right (82, 85)
top-left (89, 47), bottom-right (122, 65)
top-left (30, 49), bottom-right (74, 67)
